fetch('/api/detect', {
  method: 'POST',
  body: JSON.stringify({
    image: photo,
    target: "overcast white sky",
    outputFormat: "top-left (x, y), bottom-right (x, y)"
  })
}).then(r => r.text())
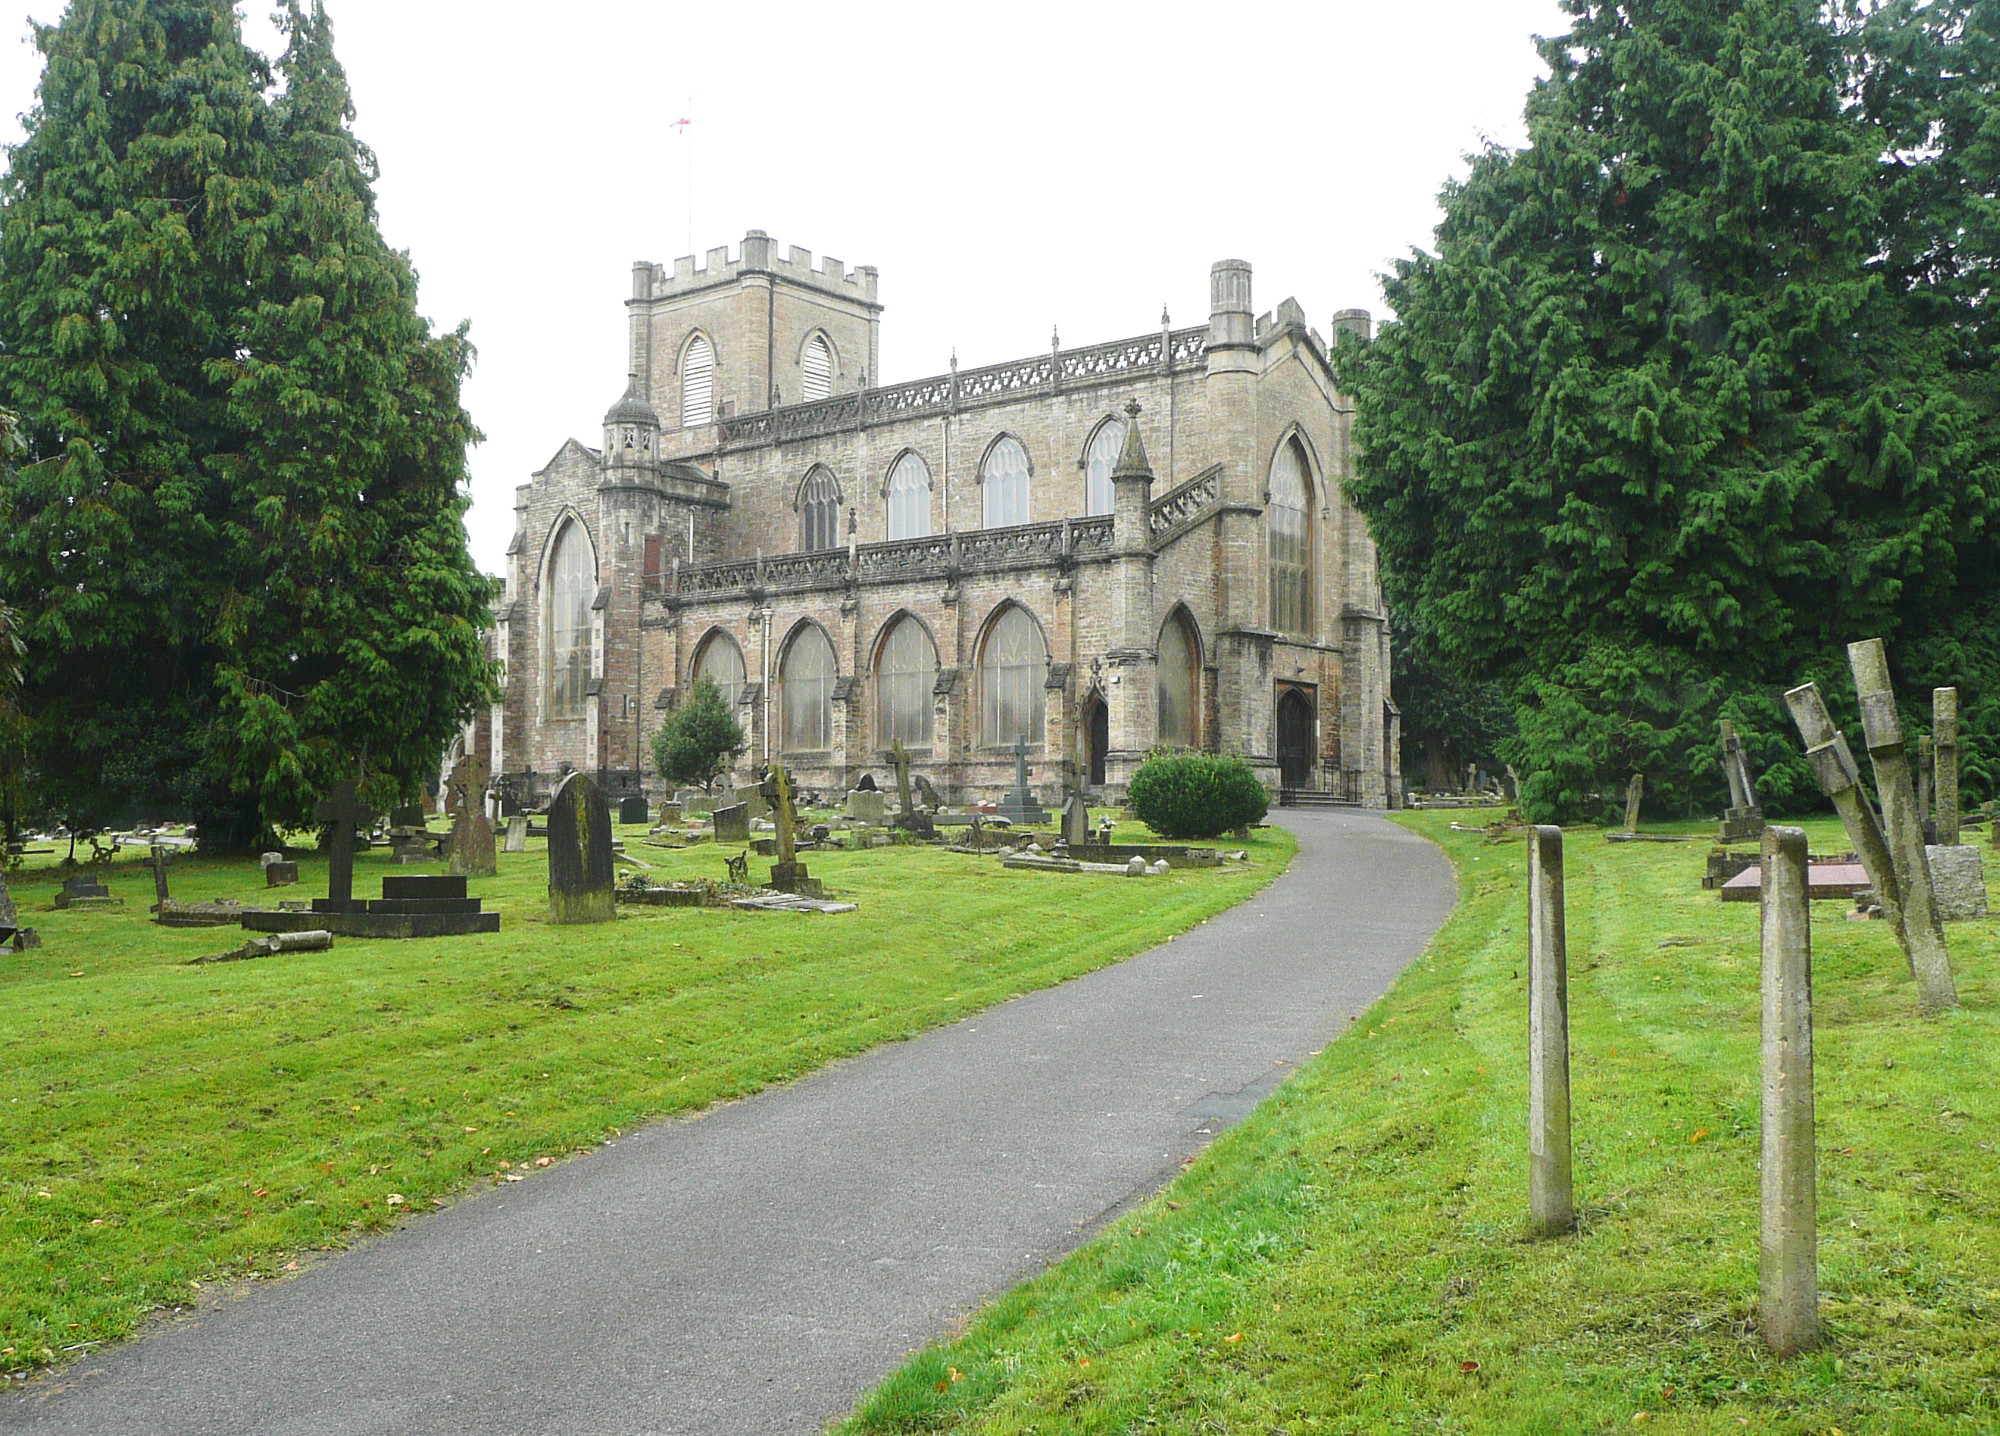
top-left (1, 0), bottom-right (1569, 570)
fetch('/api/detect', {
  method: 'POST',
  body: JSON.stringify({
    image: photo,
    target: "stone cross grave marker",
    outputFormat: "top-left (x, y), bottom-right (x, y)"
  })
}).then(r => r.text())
top-left (1934, 687), bottom-right (1960, 846)
top-left (312, 779), bottom-right (373, 912)
top-left (765, 763), bottom-right (820, 895)
top-left (1785, 681), bottom-right (1909, 947)
top-left (888, 738), bottom-right (936, 837)
top-left (140, 844), bottom-right (174, 913)
top-left (1759, 824), bottom-right (1819, 1355)
top-left (891, 739), bottom-right (914, 817)
top-left (446, 752), bottom-right (497, 879)
top-left (1527, 825), bottom-right (1574, 1238)
top-left (1718, 721), bottom-right (1765, 842)
top-left (1848, 639), bottom-right (1957, 1013)
top-left (547, 770), bottom-right (614, 925)
top-left (997, 734), bottom-right (1048, 825)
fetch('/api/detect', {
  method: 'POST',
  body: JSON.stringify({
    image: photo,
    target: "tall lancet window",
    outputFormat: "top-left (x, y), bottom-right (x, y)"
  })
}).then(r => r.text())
top-left (546, 520), bottom-right (596, 719)
top-left (886, 452), bottom-right (932, 540)
top-left (1268, 438), bottom-right (1313, 635)
top-left (1157, 610), bottom-right (1201, 748)
top-left (980, 436), bottom-right (1031, 529)
top-left (801, 333), bottom-right (834, 401)
top-left (980, 605), bottom-right (1046, 745)
top-left (800, 467), bottom-right (842, 551)
top-left (681, 334), bottom-right (714, 426)
top-left (1085, 418), bottom-right (1125, 516)
top-left (692, 631), bottom-right (746, 712)
top-left (780, 625), bottom-right (837, 751)
top-left (876, 615), bottom-right (938, 747)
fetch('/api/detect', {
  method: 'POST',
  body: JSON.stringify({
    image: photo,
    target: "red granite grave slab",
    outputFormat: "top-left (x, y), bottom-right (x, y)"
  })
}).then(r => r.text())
top-left (1719, 862), bottom-right (1871, 903)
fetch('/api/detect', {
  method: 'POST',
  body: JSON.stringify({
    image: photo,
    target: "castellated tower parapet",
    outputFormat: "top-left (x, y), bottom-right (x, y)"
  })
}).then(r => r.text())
top-left (636, 229), bottom-right (881, 306)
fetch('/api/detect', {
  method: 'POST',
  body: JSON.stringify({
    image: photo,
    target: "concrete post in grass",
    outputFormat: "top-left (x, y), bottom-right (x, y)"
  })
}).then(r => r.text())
top-left (1847, 640), bottom-right (1958, 1014)
top-left (1528, 824), bottom-right (1574, 1238)
top-left (1784, 681), bottom-right (1908, 955)
top-left (1934, 687), bottom-right (1960, 847)
top-left (1759, 824), bottom-right (1819, 1356)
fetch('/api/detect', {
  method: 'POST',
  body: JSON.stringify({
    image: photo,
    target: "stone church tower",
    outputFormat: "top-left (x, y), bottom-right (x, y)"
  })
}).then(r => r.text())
top-left (480, 231), bottom-right (1399, 810)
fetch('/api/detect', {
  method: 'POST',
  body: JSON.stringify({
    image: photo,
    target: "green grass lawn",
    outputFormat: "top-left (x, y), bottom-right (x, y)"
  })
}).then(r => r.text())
top-left (840, 814), bottom-right (2000, 1435)
top-left (0, 818), bottom-right (1293, 1377)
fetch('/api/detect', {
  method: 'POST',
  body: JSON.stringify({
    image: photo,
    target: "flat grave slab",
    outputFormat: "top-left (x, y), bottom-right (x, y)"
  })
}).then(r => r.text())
top-left (243, 873), bottom-right (499, 939)
top-left (1719, 861), bottom-right (1870, 903)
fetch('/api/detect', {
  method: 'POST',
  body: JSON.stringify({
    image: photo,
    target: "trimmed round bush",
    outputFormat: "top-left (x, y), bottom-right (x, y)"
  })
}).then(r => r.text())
top-left (1127, 750), bottom-right (1269, 839)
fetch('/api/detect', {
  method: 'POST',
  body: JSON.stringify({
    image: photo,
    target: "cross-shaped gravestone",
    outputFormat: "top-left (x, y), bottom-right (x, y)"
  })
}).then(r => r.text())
top-left (446, 752), bottom-right (497, 878)
top-left (140, 844), bottom-right (174, 913)
top-left (772, 762), bottom-right (799, 867)
top-left (891, 739), bottom-right (914, 817)
top-left (1012, 735), bottom-right (1030, 792)
top-left (313, 779), bottom-right (374, 912)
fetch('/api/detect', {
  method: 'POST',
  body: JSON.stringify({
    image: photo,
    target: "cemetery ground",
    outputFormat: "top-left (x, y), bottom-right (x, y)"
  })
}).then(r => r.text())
top-left (0, 817), bottom-right (1293, 1379)
top-left (842, 812), bottom-right (1999, 1435)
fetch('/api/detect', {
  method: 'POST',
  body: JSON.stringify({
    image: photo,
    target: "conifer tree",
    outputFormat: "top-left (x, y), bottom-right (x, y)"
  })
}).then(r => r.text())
top-left (1337, 0), bottom-right (2000, 822)
top-left (0, 0), bottom-right (493, 847)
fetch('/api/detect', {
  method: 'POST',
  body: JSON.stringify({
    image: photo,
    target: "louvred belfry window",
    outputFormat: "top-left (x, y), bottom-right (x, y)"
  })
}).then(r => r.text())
top-left (801, 333), bottom-right (833, 402)
top-left (681, 334), bottom-right (714, 426)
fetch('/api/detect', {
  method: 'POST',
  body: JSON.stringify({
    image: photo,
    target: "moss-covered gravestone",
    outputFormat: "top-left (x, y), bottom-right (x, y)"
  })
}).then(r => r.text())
top-left (548, 771), bottom-right (615, 924)
top-left (446, 752), bottom-right (498, 879)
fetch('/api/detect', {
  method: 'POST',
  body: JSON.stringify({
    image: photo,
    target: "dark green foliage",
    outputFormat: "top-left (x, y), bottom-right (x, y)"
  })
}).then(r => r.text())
top-left (1335, 0), bottom-right (2000, 823)
top-left (1128, 751), bottom-right (1269, 840)
top-left (0, 0), bottom-right (493, 848)
top-left (651, 679), bottom-right (746, 794)
top-left (1391, 610), bottom-right (1514, 790)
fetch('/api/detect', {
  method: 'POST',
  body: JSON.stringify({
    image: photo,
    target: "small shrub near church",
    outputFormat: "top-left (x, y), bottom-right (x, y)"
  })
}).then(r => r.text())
top-left (651, 679), bottom-right (746, 793)
top-left (1128, 751), bottom-right (1268, 840)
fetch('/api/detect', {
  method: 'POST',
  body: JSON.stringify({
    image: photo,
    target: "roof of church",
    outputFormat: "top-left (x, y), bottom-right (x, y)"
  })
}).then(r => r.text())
top-left (603, 377), bottom-right (659, 427)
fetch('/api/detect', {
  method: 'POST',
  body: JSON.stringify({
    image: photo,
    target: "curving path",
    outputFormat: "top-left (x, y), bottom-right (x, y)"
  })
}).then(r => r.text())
top-left (2, 809), bottom-right (1454, 1436)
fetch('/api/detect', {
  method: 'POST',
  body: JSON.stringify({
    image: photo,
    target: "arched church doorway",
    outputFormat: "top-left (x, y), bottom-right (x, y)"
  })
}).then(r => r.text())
top-left (1276, 687), bottom-right (1316, 790)
top-left (1081, 696), bottom-right (1109, 788)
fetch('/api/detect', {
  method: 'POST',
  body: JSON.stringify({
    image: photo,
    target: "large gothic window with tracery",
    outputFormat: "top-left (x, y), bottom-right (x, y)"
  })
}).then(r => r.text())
top-left (875, 615), bottom-right (937, 747)
top-left (692, 631), bottom-right (745, 712)
top-left (1158, 610), bottom-right (1201, 748)
top-left (980, 605), bottom-right (1046, 745)
top-left (1268, 438), bottom-right (1313, 635)
top-left (980, 436), bottom-right (1031, 529)
top-left (546, 520), bottom-right (596, 719)
top-left (1085, 418), bottom-right (1125, 517)
top-left (800, 467), bottom-right (842, 551)
top-left (886, 452), bottom-right (932, 540)
top-left (801, 333), bottom-right (833, 402)
top-left (681, 334), bottom-right (714, 426)
top-left (779, 625), bottom-right (837, 751)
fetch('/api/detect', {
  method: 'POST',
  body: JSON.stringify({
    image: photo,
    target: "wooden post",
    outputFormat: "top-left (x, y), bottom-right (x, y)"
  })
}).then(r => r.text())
top-left (1847, 640), bottom-right (1958, 1014)
top-left (1528, 824), bottom-right (1574, 1238)
top-left (1759, 824), bottom-right (1819, 1356)
top-left (1934, 688), bottom-right (1960, 847)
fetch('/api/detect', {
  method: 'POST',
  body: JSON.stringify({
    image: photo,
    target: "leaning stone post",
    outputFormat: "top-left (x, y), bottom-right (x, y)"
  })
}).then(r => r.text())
top-left (1528, 825), bottom-right (1574, 1238)
top-left (1934, 688), bottom-right (1960, 847)
top-left (1848, 640), bottom-right (1958, 1013)
top-left (1784, 682), bottom-right (1908, 955)
top-left (1759, 824), bottom-right (1819, 1356)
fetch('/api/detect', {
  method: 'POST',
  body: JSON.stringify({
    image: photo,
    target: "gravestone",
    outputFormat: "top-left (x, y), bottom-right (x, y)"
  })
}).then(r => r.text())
top-left (1759, 824), bottom-right (1819, 1355)
top-left (853, 772), bottom-right (877, 791)
top-left (1717, 721), bottom-right (1765, 842)
top-left (55, 873), bottom-right (119, 909)
top-left (1924, 844), bottom-right (1989, 922)
top-left (445, 753), bottom-right (498, 879)
top-left (312, 779), bottom-right (374, 913)
top-left (711, 803), bottom-right (750, 843)
top-left (1061, 794), bottom-right (1091, 849)
top-left (264, 857), bottom-right (300, 887)
top-left (1527, 825), bottom-right (1574, 1238)
top-left (1848, 640), bottom-right (1957, 1013)
top-left (765, 762), bottom-right (823, 896)
top-left (996, 735), bottom-right (1049, 826)
top-left (244, 871), bottom-right (499, 939)
top-left (844, 789), bottom-right (886, 823)
top-left (1934, 688), bottom-right (1961, 846)
top-left (1623, 774), bottom-right (1644, 834)
top-left (547, 770), bottom-right (615, 925)
top-left (675, 788), bottom-right (714, 817)
top-left (913, 773), bottom-right (944, 813)
top-left (888, 739), bottom-right (936, 837)
top-left (619, 795), bottom-right (651, 825)
top-left (0, 867), bottom-right (18, 946)
top-left (504, 816), bottom-right (529, 853)
top-left (140, 844), bottom-right (174, 913)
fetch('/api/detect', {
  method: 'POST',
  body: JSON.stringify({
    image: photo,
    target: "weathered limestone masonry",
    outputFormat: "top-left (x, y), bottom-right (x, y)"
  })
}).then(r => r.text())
top-left (481, 233), bottom-right (1398, 808)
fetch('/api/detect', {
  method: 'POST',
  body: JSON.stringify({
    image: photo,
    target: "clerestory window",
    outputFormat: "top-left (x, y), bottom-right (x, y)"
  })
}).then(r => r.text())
top-left (1085, 418), bottom-right (1125, 517)
top-left (886, 452), bottom-right (932, 540)
top-left (800, 467), bottom-right (842, 551)
top-left (980, 436), bottom-right (1031, 529)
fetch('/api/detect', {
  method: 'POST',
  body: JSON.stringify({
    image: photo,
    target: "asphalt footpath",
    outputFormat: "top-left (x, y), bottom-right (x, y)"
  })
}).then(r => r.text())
top-left (2, 807), bottom-right (1456, 1436)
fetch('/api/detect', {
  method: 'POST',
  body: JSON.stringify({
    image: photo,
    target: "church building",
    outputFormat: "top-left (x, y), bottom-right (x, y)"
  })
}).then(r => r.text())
top-left (483, 230), bottom-right (1399, 810)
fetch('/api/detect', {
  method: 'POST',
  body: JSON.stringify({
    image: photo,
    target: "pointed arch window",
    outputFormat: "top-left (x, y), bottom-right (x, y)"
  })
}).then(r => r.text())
top-left (876, 615), bottom-right (938, 746)
top-left (681, 334), bottom-right (714, 426)
top-left (980, 436), bottom-right (1031, 529)
top-left (1085, 418), bottom-right (1125, 517)
top-left (779, 625), bottom-right (838, 751)
top-left (799, 467), bottom-right (842, 551)
top-left (1157, 611), bottom-right (1201, 749)
top-left (886, 452), bottom-right (932, 540)
top-left (692, 631), bottom-right (746, 713)
top-left (1268, 438), bottom-right (1313, 635)
top-left (980, 605), bottom-right (1046, 745)
top-left (801, 333), bottom-right (834, 402)
top-left (546, 520), bottom-right (596, 719)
